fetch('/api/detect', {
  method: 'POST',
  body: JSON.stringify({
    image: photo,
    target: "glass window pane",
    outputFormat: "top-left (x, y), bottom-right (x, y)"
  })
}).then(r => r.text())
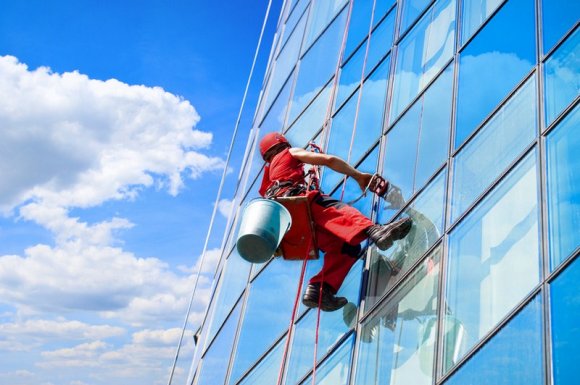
top-left (260, 71), bottom-right (294, 134)
top-left (325, 92), bottom-right (359, 194)
top-left (400, 0), bottom-right (432, 36)
top-left (414, 63), bottom-right (453, 189)
top-left (344, 0), bottom-right (374, 60)
top-left (454, 0), bottom-right (535, 148)
top-left (238, 336), bottom-right (286, 385)
top-left (289, 8), bottom-right (348, 124)
top-left (264, 12), bottom-right (307, 112)
top-left (335, 44), bottom-right (366, 112)
top-left (282, 0), bottom-right (310, 47)
top-left (205, 250), bottom-right (251, 347)
top-left (542, 0), bottom-right (580, 54)
top-left (451, 75), bottom-right (537, 222)
top-left (368, 169), bottom-right (446, 311)
top-left (546, 105), bottom-right (580, 270)
top-left (286, 261), bottom-right (363, 384)
top-left (229, 258), bottom-right (303, 383)
top-left (544, 28), bottom-right (580, 127)
top-left (299, 335), bottom-right (355, 385)
top-left (551, 255), bottom-right (580, 385)
top-left (365, 10), bottom-right (396, 76)
top-left (356, 247), bottom-right (440, 385)
top-left (444, 151), bottom-right (540, 373)
top-left (303, 0), bottom-right (347, 51)
top-left (461, 0), bottom-right (504, 44)
top-left (285, 82), bottom-right (332, 148)
top-left (351, 56), bottom-right (390, 163)
top-left (195, 302), bottom-right (241, 385)
top-left (443, 295), bottom-right (544, 385)
top-left (390, 0), bottom-right (456, 123)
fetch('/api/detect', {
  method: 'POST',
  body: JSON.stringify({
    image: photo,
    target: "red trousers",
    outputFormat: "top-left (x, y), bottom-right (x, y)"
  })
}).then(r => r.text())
top-left (307, 191), bottom-right (373, 293)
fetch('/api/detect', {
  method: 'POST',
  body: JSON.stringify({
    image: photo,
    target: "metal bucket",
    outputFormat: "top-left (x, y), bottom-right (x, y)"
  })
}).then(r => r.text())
top-left (236, 199), bottom-right (292, 264)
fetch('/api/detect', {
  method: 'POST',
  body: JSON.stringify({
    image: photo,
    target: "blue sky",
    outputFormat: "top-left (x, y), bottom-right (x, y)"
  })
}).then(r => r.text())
top-left (0, 0), bottom-right (280, 384)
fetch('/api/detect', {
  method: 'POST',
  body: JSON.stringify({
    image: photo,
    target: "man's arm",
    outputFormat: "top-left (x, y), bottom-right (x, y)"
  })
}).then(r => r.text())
top-left (289, 147), bottom-right (373, 192)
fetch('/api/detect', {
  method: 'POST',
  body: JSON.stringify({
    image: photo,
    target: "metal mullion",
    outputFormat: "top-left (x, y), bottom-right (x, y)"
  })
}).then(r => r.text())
top-left (542, 97), bottom-right (580, 137)
top-left (434, 233), bottom-right (450, 382)
top-left (283, 74), bottom-right (335, 133)
top-left (541, 22), bottom-right (580, 61)
top-left (546, 250), bottom-right (580, 284)
top-left (451, 67), bottom-right (537, 157)
top-left (299, 1), bottom-right (350, 60)
top-left (456, 0), bottom-right (508, 54)
top-left (359, 238), bottom-right (444, 324)
top-left (447, 141), bottom-right (538, 234)
top-left (277, 4), bottom-right (311, 61)
top-left (436, 285), bottom-right (543, 384)
top-left (385, 57), bottom-right (454, 135)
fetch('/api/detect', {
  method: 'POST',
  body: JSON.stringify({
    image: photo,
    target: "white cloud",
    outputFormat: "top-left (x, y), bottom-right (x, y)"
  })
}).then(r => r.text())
top-left (217, 198), bottom-right (233, 219)
top-left (0, 55), bottom-right (224, 213)
top-left (0, 319), bottom-right (124, 343)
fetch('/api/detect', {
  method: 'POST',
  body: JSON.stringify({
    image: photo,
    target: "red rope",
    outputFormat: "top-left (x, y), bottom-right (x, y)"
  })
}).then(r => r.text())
top-left (276, 258), bottom-right (309, 385)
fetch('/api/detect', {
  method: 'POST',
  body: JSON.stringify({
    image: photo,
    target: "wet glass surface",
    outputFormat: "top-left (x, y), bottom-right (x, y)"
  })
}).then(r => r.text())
top-left (451, 75), bottom-right (537, 222)
top-left (356, 247), bottom-right (440, 385)
top-left (546, 105), bottom-right (580, 271)
top-left (454, 0), bottom-right (535, 148)
top-left (444, 151), bottom-right (540, 372)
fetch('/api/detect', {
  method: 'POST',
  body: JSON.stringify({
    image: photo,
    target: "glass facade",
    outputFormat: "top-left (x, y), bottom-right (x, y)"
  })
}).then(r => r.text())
top-left (189, 0), bottom-right (580, 384)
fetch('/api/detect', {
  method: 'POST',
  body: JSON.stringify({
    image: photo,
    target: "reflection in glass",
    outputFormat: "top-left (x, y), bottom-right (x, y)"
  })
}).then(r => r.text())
top-left (551, 255), bottom-right (580, 385)
top-left (303, 0), bottom-right (347, 51)
top-left (444, 151), bottom-right (540, 372)
top-left (368, 170), bottom-right (445, 311)
top-left (443, 295), bottom-right (544, 385)
top-left (286, 261), bottom-right (362, 384)
top-left (229, 258), bottom-right (302, 384)
top-left (238, 336), bottom-right (286, 385)
top-left (451, 75), bottom-right (537, 222)
top-left (325, 92), bottom-right (359, 193)
top-left (289, 7), bottom-right (348, 123)
top-left (335, 44), bottom-right (366, 111)
top-left (195, 302), bottom-right (241, 385)
top-left (282, 0), bottom-right (310, 47)
top-left (365, 10), bottom-right (396, 76)
top-left (546, 106), bottom-right (580, 270)
top-left (204, 250), bottom-right (251, 348)
top-left (299, 335), bottom-right (354, 385)
top-left (264, 12), bottom-right (307, 112)
top-left (351, 57), bottom-right (390, 164)
top-left (454, 0), bottom-right (535, 147)
top-left (356, 247), bottom-right (440, 385)
top-left (341, 148), bottom-right (379, 217)
top-left (461, 0), bottom-right (503, 44)
top-left (544, 28), bottom-right (580, 127)
top-left (390, 0), bottom-right (455, 123)
top-left (400, 0), bottom-right (432, 36)
top-left (542, 0), bottom-right (580, 54)
top-left (286, 83), bottom-right (332, 148)
top-left (384, 64), bottom-right (452, 203)
top-left (343, 0), bottom-right (374, 61)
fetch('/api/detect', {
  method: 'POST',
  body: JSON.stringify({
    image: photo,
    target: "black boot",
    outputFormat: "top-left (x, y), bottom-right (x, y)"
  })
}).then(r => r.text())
top-left (366, 217), bottom-right (413, 250)
top-left (302, 282), bottom-right (348, 312)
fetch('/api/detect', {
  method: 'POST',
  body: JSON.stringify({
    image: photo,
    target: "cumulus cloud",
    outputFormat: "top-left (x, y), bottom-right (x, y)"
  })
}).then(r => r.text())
top-left (0, 55), bottom-right (224, 213)
top-left (217, 198), bottom-right (233, 219)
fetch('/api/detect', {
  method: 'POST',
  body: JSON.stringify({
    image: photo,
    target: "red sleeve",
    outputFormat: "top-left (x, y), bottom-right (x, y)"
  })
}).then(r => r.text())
top-left (258, 165), bottom-right (271, 197)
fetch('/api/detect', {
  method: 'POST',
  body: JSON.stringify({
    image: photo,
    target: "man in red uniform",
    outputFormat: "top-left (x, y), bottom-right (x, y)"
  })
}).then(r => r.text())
top-left (259, 132), bottom-right (412, 311)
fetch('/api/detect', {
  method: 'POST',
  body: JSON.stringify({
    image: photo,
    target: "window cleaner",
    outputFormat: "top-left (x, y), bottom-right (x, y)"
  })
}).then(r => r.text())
top-left (241, 132), bottom-right (413, 312)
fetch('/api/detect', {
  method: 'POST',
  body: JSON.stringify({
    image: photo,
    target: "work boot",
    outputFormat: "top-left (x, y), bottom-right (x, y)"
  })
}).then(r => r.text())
top-left (302, 282), bottom-right (348, 312)
top-left (366, 217), bottom-right (413, 251)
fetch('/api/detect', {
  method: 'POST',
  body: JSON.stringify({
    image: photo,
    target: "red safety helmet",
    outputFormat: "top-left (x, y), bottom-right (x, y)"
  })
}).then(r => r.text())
top-left (259, 132), bottom-right (289, 160)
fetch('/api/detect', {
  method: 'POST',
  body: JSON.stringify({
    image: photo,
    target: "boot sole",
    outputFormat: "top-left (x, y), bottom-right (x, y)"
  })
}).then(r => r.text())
top-left (375, 217), bottom-right (413, 250)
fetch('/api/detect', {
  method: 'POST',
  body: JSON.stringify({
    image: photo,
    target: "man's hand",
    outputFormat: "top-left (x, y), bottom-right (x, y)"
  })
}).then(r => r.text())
top-left (354, 172), bottom-right (373, 193)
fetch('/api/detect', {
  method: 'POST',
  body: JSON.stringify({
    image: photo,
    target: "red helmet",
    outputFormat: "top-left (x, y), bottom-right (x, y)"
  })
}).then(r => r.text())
top-left (259, 132), bottom-right (289, 159)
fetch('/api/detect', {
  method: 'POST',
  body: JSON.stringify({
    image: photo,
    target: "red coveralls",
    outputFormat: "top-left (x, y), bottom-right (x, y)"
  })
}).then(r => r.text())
top-left (259, 148), bottom-right (374, 293)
